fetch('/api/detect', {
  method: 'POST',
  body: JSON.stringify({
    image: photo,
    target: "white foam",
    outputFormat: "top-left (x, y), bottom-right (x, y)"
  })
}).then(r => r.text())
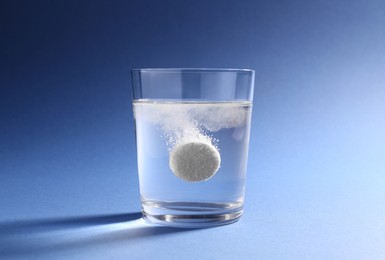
top-left (134, 101), bottom-right (248, 147)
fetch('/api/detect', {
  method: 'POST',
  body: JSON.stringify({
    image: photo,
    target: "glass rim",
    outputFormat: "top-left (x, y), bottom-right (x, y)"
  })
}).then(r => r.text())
top-left (131, 68), bottom-right (254, 73)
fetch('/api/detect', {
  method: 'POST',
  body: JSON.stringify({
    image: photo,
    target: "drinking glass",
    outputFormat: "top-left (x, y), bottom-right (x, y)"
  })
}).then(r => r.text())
top-left (131, 68), bottom-right (254, 228)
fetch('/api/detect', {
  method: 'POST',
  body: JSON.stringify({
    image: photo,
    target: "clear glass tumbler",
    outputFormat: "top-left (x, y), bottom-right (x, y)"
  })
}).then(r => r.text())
top-left (131, 68), bottom-right (254, 228)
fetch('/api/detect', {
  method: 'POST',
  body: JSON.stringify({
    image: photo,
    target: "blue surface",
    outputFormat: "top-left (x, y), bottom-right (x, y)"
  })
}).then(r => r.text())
top-left (1, 0), bottom-right (385, 259)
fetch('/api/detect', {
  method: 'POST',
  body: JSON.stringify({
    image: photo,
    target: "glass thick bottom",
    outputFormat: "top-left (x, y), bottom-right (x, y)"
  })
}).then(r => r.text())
top-left (141, 200), bottom-right (243, 228)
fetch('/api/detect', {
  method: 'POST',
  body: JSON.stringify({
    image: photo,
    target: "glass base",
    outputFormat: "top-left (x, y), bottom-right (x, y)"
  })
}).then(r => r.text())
top-left (141, 201), bottom-right (243, 228)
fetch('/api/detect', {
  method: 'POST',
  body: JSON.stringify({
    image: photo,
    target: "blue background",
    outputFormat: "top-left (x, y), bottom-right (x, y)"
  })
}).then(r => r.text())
top-left (1, 0), bottom-right (384, 259)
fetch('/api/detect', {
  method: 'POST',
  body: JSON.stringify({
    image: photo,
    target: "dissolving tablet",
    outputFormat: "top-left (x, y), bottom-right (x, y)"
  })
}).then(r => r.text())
top-left (169, 141), bottom-right (221, 182)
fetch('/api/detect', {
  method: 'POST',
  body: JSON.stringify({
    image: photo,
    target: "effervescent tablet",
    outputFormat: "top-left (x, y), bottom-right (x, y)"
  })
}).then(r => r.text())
top-left (169, 141), bottom-right (221, 182)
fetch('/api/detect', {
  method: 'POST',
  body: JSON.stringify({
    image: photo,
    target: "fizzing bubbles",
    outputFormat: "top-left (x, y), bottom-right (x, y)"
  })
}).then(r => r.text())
top-left (134, 101), bottom-right (248, 182)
